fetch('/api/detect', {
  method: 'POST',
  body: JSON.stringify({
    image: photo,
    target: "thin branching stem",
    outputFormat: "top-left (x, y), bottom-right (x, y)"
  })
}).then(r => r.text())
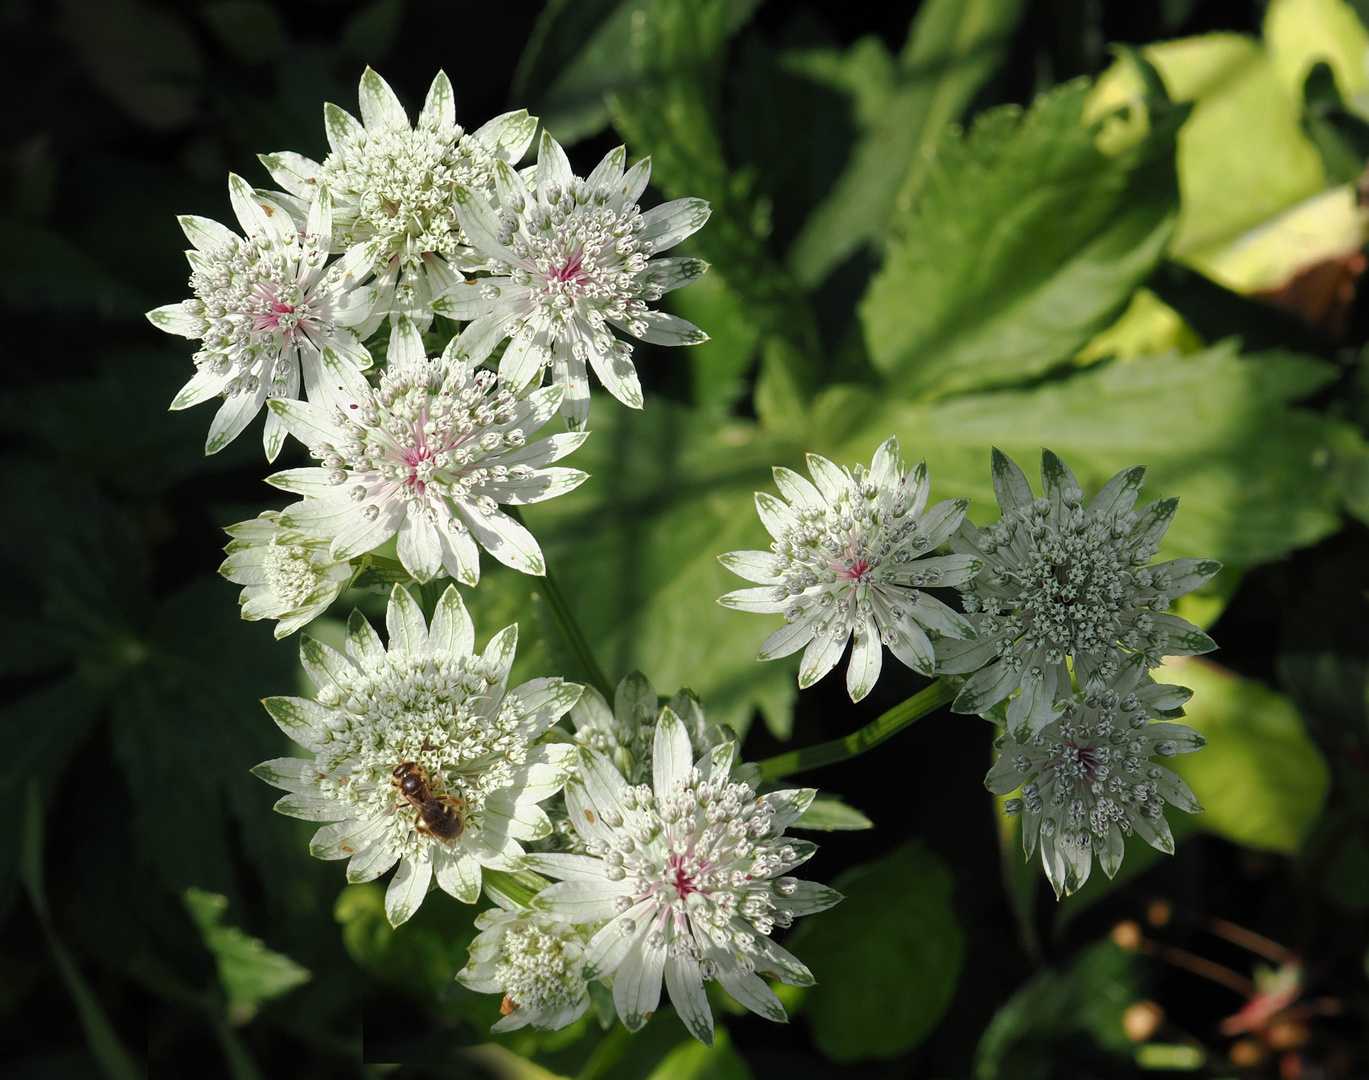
top-left (758, 678), bottom-right (956, 781)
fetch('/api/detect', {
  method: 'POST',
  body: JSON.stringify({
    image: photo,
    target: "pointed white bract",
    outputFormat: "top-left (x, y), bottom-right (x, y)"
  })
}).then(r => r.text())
top-left (940, 449), bottom-right (1221, 738)
top-left (458, 905), bottom-right (591, 1032)
top-left (266, 317), bottom-right (588, 585)
top-left (433, 133), bottom-right (711, 430)
top-left (718, 437), bottom-right (981, 702)
top-left (219, 510), bottom-right (353, 638)
top-left (987, 655), bottom-right (1206, 898)
top-left (146, 178), bottom-right (375, 459)
top-left (540, 671), bottom-right (742, 853)
top-left (260, 68), bottom-right (536, 336)
top-left (252, 585), bottom-right (582, 927)
top-left (567, 671), bottom-right (713, 787)
top-left (525, 712), bottom-right (841, 1045)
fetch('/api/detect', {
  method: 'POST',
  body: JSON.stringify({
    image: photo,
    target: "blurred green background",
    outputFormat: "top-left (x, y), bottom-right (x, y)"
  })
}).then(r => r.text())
top-left (4, 0), bottom-right (1369, 1076)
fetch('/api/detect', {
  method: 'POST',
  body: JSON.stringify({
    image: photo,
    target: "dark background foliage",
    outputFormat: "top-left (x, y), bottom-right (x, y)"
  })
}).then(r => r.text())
top-left (3, 0), bottom-right (1369, 1078)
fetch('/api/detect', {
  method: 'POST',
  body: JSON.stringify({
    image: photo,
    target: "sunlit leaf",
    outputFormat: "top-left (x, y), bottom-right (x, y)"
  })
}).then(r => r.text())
top-left (1157, 658), bottom-right (1329, 853)
top-left (784, 0), bottom-right (1027, 289)
top-left (860, 79), bottom-right (1183, 397)
top-left (824, 343), bottom-right (1357, 566)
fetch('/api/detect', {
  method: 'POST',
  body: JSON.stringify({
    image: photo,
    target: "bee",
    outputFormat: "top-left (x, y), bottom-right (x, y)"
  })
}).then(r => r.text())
top-left (391, 761), bottom-right (465, 843)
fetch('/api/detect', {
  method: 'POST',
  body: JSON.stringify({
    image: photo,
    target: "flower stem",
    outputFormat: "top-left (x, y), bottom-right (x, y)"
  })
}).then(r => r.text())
top-left (504, 506), bottom-right (615, 700)
top-left (757, 678), bottom-right (956, 781)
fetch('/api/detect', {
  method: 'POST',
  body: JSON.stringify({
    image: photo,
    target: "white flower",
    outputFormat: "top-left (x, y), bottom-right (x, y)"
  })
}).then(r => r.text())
top-left (266, 315), bottom-right (588, 585)
top-left (987, 654), bottom-right (1205, 898)
top-left (458, 905), bottom-right (590, 1032)
top-left (432, 132), bottom-right (710, 430)
top-left (718, 437), bottom-right (981, 701)
top-left (938, 449), bottom-right (1220, 737)
top-left (219, 510), bottom-right (354, 637)
top-left (523, 710), bottom-right (841, 1045)
top-left (567, 671), bottom-right (711, 788)
top-left (259, 68), bottom-right (536, 336)
top-left (146, 176), bottom-right (376, 459)
top-left (252, 584), bottom-right (581, 926)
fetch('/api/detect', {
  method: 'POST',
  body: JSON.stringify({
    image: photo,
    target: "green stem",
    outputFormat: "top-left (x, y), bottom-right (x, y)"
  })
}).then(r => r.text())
top-left (758, 678), bottom-right (956, 781)
top-left (504, 506), bottom-right (614, 699)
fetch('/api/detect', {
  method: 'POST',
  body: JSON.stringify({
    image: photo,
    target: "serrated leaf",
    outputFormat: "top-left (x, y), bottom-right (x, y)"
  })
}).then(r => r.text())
top-left (785, 0), bottom-right (1027, 289)
top-left (825, 343), bottom-right (1357, 566)
top-left (183, 887), bottom-right (310, 1015)
top-left (861, 79), bottom-right (1182, 397)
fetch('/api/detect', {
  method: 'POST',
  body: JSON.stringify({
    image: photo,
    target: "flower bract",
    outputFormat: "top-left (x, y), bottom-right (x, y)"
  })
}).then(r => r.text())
top-left (433, 132), bottom-right (710, 429)
top-left (718, 437), bottom-right (981, 701)
top-left (219, 510), bottom-right (354, 638)
top-left (523, 709), bottom-right (841, 1045)
top-left (939, 448), bottom-right (1221, 737)
top-left (260, 68), bottom-right (536, 336)
top-left (459, 905), bottom-right (591, 1032)
top-left (146, 177), bottom-right (375, 459)
top-left (252, 584), bottom-right (581, 926)
top-left (987, 654), bottom-right (1205, 897)
top-left (266, 314), bottom-right (588, 584)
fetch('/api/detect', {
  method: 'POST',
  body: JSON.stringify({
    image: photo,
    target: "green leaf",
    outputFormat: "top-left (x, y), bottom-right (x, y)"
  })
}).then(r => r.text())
top-left (973, 940), bottom-right (1137, 1080)
top-left (860, 79), bottom-right (1183, 397)
top-left (523, 0), bottom-right (762, 145)
top-left (606, 0), bottom-right (818, 366)
top-left (643, 1028), bottom-right (753, 1080)
top-left (507, 398), bottom-right (801, 738)
top-left (784, 0), bottom-right (1027, 289)
top-left (60, 0), bottom-right (202, 130)
top-left (1157, 658), bottom-right (1329, 853)
top-left (791, 795), bottom-right (874, 832)
top-left (784, 841), bottom-right (963, 1062)
top-left (183, 887), bottom-right (310, 1018)
top-left (1094, 33), bottom-right (1327, 265)
top-left (334, 882), bottom-right (492, 1029)
top-left (199, 1), bottom-right (284, 65)
top-left (825, 343), bottom-right (1356, 566)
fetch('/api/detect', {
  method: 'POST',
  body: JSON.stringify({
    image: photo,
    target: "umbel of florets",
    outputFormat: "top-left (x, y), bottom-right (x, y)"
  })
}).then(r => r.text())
top-left (259, 68), bottom-right (537, 336)
top-left (938, 448), bottom-right (1220, 737)
top-left (433, 132), bottom-right (710, 430)
top-left (520, 710), bottom-right (841, 1045)
top-left (719, 437), bottom-right (981, 701)
top-left (146, 177), bottom-right (376, 459)
top-left (987, 654), bottom-right (1206, 897)
top-left (265, 315), bottom-right (588, 585)
top-left (252, 584), bottom-right (581, 926)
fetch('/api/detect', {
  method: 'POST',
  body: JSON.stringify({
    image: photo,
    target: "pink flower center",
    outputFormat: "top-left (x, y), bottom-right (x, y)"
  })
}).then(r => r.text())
top-left (251, 284), bottom-right (305, 341)
top-left (666, 855), bottom-right (698, 900)
top-left (838, 557), bottom-right (871, 583)
top-left (546, 252), bottom-right (587, 286)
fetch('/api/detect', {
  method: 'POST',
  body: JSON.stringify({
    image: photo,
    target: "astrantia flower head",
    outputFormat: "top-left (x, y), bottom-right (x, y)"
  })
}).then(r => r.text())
top-left (267, 315), bottom-right (588, 585)
top-left (523, 710), bottom-right (841, 1045)
top-left (219, 510), bottom-right (353, 638)
top-left (433, 132), bottom-right (711, 429)
top-left (718, 437), bottom-right (982, 701)
top-left (260, 68), bottom-right (536, 336)
top-left (987, 654), bottom-right (1205, 898)
top-left (939, 449), bottom-right (1220, 737)
top-left (458, 905), bottom-right (590, 1032)
top-left (568, 671), bottom-right (711, 788)
top-left (147, 177), bottom-right (376, 459)
top-left (252, 584), bottom-right (581, 926)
